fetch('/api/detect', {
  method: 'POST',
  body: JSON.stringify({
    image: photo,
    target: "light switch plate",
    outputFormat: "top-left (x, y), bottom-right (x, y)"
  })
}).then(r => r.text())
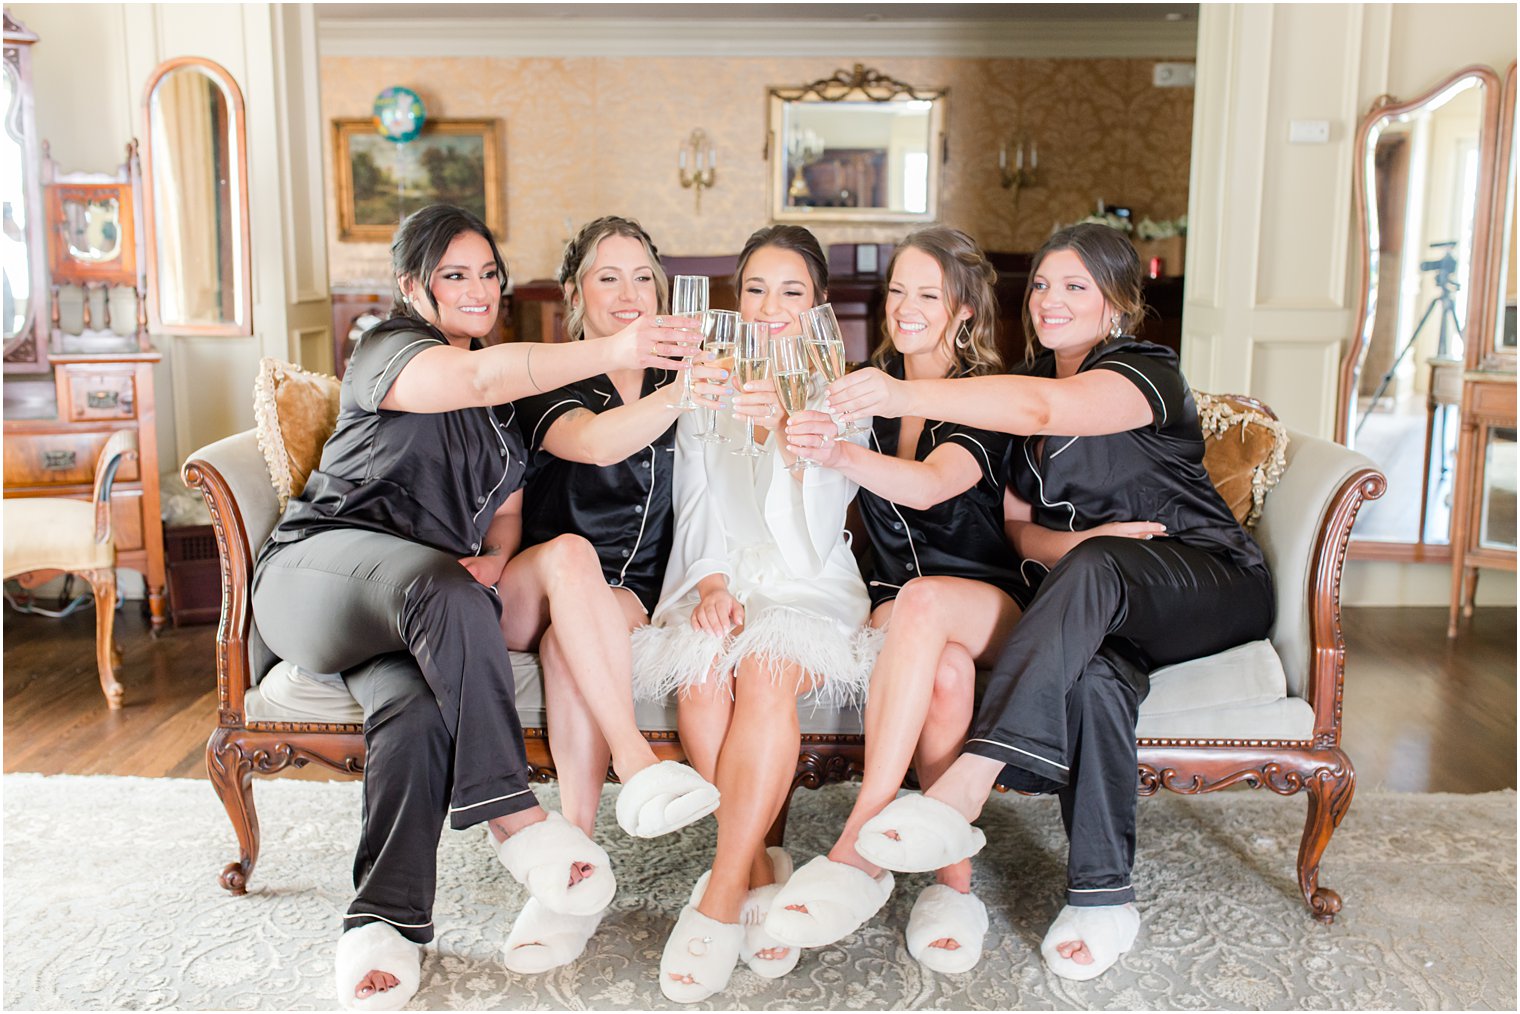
top-left (1152, 62), bottom-right (1196, 88)
top-left (1289, 119), bottom-right (1331, 144)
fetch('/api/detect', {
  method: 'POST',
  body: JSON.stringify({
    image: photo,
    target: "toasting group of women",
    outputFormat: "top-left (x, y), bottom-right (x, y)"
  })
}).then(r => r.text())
top-left (250, 202), bottom-right (1272, 1009)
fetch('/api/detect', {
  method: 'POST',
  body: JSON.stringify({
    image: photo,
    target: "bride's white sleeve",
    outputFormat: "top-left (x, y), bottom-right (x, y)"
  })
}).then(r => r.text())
top-left (650, 410), bottom-right (730, 623)
top-left (761, 411), bottom-right (872, 578)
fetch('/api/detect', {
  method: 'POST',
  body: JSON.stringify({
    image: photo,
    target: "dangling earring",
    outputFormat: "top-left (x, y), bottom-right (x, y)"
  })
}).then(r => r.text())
top-left (954, 321), bottom-right (972, 349)
top-left (1108, 315), bottom-right (1122, 340)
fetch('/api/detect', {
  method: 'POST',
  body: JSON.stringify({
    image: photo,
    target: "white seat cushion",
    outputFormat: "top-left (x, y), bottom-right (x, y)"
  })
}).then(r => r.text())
top-left (2, 499), bottom-right (114, 577)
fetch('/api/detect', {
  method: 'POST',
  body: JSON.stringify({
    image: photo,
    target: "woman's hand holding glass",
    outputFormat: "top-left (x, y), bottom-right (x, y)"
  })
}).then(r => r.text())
top-left (696, 309), bottom-right (739, 441)
top-left (783, 409), bottom-right (847, 469)
top-left (730, 321), bottom-right (776, 457)
top-left (825, 365), bottom-right (907, 423)
top-left (800, 304), bottom-right (868, 437)
top-left (669, 275), bottom-right (710, 409)
top-left (612, 312), bottom-right (704, 372)
top-left (770, 333), bottom-right (817, 474)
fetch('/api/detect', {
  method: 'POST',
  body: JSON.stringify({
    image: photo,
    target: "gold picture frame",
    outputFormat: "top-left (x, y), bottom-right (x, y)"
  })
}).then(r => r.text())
top-left (333, 118), bottom-right (502, 243)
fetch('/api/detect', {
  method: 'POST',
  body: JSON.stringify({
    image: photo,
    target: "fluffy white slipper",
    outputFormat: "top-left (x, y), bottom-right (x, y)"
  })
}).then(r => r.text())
top-left (741, 847), bottom-right (800, 978)
top-left (855, 794), bottom-right (987, 873)
top-left (763, 855), bottom-right (895, 948)
top-left (502, 897), bottom-right (604, 974)
top-left (335, 921), bottom-right (421, 1011)
top-left (615, 760), bottom-right (721, 838)
top-left (1039, 903), bottom-right (1140, 981)
top-left (495, 812), bottom-right (616, 916)
top-left (660, 904), bottom-right (744, 1003)
top-left (905, 884), bottom-right (989, 974)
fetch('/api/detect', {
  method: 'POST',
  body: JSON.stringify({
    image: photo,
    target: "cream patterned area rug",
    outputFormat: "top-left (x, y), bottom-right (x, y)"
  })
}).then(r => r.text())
top-left (3, 774), bottom-right (1515, 1011)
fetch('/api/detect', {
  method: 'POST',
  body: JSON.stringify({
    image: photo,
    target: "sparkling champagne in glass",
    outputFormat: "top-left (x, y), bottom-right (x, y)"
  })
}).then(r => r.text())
top-left (670, 275), bottom-right (709, 410)
top-left (800, 303), bottom-right (867, 436)
top-left (698, 309), bottom-right (738, 443)
top-left (771, 333), bottom-right (815, 473)
top-left (731, 321), bottom-right (770, 458)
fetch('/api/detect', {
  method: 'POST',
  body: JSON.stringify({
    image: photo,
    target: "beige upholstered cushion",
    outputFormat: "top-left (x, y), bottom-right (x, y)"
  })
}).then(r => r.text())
top-left (2, 499), bottom-right (115, 577)
top-left (1196, 392), bottom-right (1289, 531)
top-left (1135, 638), bottom-right (1315, 740)
top-left (252, 358), bottom-right (341, 512)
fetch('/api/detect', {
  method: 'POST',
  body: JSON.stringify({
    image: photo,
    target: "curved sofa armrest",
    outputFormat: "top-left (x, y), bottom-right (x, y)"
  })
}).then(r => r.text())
top-left (1253, 430), bottom-right (1385, 742)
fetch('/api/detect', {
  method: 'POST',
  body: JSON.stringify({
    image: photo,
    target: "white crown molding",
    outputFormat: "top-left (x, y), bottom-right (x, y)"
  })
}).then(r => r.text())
top-left (317, 16), bottom-right (1197, 60)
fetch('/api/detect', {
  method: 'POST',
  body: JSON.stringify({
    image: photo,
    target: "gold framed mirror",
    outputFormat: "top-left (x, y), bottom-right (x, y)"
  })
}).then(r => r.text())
top-left (767, 64), bottom-right (946, 225)
top-left (1338, 65), bottom-right (1503, 557)
top-left (141, 56), bottom-right (251, 337)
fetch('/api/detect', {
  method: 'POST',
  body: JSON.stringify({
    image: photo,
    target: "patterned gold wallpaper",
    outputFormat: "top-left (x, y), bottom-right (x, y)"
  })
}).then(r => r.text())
top-left (321, 56), bottom-right (1193, 285)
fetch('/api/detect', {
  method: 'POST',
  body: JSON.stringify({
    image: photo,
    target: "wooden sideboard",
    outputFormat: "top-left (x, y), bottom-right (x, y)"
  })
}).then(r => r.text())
top-left (1447, 367), bottom-right (1518, 635)
top-left (3, 349), bottom-right (167, 629)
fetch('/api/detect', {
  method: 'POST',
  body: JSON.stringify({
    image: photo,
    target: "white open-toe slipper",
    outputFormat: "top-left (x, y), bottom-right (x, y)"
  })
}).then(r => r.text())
top-left (615, 760), bottom-right (721, 838)
top-left (660, 904), bottom-right (744, 1003)
top-left (905, 884), bottom-right (989, 974)
top-left (763, 854), bottom-right (894, 948)
top-left (741, 847), bottom-right (800, 978)
top-left (1039, 903), bottom-right (1140, 981)
top-left (495, 812), bottom-right (616, 916)
top-left (335, 920), bottom-right (421, 1011)
top-left (855, 794), bottom-right (987, 873)
top-left (502, 896), bottom-right (604, 974)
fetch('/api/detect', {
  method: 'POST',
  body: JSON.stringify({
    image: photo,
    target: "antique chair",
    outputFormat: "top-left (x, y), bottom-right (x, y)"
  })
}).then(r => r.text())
top-left (3, 429), bottom-right (137, 708)
top-left (184, 362), bottom-right (1383, 925)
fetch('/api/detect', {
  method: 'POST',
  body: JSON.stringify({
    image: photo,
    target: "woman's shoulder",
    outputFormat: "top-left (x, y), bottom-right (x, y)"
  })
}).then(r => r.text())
top-left (1082, 337), bottom-right (1179, 372)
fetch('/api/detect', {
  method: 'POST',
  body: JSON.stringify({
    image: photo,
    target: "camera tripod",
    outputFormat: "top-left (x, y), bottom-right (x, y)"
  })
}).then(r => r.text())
top-left (1356, 247), bottom-right (1465, 436)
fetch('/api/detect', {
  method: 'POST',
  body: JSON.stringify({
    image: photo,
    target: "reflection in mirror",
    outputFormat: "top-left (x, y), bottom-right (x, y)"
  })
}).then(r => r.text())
top-left (1494, 65), bottom-right (1517, 359)
top-left (769, 65), bottom-right (945, 225)
top-left (143, 57), bottom-right (250, 335)
top-left (1341, 69), bottom-right (1499, 549)
top-left (1, 58), bottom-right (29, 343)
top-left (60, 196), bottom-right (121, 263)
top-left (1479, 426), bottom-right (1518, 550)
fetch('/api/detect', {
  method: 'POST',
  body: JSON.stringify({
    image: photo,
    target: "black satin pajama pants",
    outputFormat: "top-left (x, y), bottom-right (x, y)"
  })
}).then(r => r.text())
top-left (966, 536), bottom-right (1273, 907)
top-left (253, 527), bottom-right (540, 943)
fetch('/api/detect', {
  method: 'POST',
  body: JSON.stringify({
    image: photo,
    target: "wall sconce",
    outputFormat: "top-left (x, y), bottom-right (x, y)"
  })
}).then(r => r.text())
top-left (678, 128), bottom-right (716, 213)
top-left (998, 133), bottom-right (1039, 195)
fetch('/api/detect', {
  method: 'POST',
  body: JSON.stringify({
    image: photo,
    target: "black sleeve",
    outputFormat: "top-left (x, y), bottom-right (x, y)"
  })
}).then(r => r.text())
top-left (347, 327), bottom-right (443, 413)
top-left (1091, 351), bottom-right (1188, 431)
top-left (934, 421), bottom-right (1015, 492)
top-left (513, 383), bottom-right (591, 455)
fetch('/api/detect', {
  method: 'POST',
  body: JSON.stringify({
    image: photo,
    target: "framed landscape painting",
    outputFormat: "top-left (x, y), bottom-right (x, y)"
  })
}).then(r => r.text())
top-left (333, 118), bottom-right (502, 242)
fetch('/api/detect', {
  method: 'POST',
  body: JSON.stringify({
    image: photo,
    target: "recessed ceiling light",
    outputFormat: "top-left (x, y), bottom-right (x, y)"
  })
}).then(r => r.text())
top-left (1164, 11), bottom-right (1185, 21)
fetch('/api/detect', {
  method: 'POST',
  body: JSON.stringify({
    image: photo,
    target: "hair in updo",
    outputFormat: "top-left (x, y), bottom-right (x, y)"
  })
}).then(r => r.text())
top-left (389, 204), bottom-right (509, 322)
top-left (733, 225), bottom-right (829, 304)
top-left (874, 226), bottom-right (1002, 377)
top-left (557, 216), bottom-right (669, 341)
top-left (1023, 223), bottom-right (1146, 364)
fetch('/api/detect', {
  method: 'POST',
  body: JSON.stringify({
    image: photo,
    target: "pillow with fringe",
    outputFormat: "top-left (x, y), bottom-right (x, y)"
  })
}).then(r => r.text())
top-left (1195, 391), bottom-right (1289, 531)
top-left (252, 358), bottom-right (340, 512)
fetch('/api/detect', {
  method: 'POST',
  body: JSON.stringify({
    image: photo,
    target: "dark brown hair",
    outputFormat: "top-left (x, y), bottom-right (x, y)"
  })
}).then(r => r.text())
top-left (873, 226), bottom-right (1002, 377)
top-left (733, 225), bottom-right (829, 304)
top-left (390, 204), bottom-right (508, 321)
top-left (1022, 223), bottom-right (1146, 364)
top-left (557, 216), bottom-right (669, 341)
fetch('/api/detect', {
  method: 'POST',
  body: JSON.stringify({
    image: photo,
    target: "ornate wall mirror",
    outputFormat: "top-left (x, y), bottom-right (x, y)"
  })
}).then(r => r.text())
top-left (2, 15), bottom-right (49, 373)
top-left (1485, 62), bottom-right (1517, 366)
top-left (141, 56), bottom-right (251, 336)
top-left (1338, 66), bottom-right (1502, 555)
top-left (767, 64), bottom-right (946, 225)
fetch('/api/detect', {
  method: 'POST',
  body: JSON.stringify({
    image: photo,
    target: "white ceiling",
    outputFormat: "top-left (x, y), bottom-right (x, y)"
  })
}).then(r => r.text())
top-left (315, 3), bottom-right (1199, 25)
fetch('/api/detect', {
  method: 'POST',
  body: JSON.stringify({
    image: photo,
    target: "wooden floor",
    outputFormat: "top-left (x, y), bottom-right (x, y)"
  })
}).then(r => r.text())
top-left (2, 603), bottom-right (1515, 793)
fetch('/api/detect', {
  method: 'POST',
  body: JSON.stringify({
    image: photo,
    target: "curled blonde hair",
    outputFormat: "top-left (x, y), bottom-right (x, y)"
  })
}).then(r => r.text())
top-left (872, 227), bottom-right (1002, 377)
top-left (558, 216), bottom-right (669, 341)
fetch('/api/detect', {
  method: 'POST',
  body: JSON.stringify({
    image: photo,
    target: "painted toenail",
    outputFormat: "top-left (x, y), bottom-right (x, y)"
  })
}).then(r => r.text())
top-left (884, 830), bottom-right (901, 841)
top-left (785, 903), bottom-right (808, 913)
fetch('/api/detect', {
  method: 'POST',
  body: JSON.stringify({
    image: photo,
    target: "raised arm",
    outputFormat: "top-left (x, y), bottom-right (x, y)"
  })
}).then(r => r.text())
top-left (540, 361), bottom-right (725, 467)
top-left (827, 366), bottom-right (1153, 437)
top-left (783, 410), bottom-right (981, 510)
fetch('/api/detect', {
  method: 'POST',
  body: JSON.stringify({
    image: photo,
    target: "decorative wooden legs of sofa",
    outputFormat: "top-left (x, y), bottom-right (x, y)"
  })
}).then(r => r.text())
top-left (1296, 748), bottom-right (1355, 924)
top-left (207, 728), bottom-right (261, 895)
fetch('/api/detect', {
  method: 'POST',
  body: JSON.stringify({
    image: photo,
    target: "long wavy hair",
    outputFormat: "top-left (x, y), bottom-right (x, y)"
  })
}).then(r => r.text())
top-left (1022, 223), bottom-right (1146, 364)
top-left (872, 226), bottom-right (1002, 377)
top-left (557, 216), bottom-right (669, 341)
top-left (389, 204), bottom-right (509, 321)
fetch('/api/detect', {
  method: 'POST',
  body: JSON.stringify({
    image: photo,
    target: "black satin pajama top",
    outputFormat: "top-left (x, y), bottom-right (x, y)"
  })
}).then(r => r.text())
top-left (857, 355), bottom-right (1024, 610)
top-left (512, 369), bottom-right (678, 615)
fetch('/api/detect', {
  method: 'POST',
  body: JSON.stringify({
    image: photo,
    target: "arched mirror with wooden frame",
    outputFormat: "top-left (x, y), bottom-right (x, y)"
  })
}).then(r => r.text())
top-left (1338, 66), bottom-right (1502, 560)
top-left (2, 15), bottom-right (50, 373)
top-left (141, 56), bottom-right (251, 337)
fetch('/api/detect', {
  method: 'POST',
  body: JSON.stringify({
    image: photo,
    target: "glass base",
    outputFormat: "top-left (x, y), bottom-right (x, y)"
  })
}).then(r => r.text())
top-left (731, 444), bottom-right (764, 457)
top-left (697, 431), bottom-right (730, 444)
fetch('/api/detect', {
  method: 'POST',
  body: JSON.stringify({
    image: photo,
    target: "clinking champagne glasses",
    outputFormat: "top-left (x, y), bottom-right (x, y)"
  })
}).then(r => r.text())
top-left (669, 275), bottom-right (709, 410)
top-left (698, 309), bottom-right (738, 443)
top-left (731, 320), bottom-right (770, 458)
top-left (770, 333), bottom-right (815, 473)
top-left (800, 303), bottom-right (867, 436)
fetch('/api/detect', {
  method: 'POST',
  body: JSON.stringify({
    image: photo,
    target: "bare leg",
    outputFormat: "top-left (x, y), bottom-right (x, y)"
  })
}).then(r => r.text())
top-left (498, 535), bottom-right (659, 781)
top-left (676, 667), bottom-right (736, 784)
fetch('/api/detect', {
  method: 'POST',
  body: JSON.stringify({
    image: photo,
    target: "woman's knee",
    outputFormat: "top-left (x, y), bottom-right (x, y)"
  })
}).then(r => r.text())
top-left (1046, 539), bottom-right (1127, 594)
top-left (892, 577), bottom-right (957, 627)
top-left (931, 644), bottom-right (976, 706)
top-left (539, 534), bottom-right (604, 586)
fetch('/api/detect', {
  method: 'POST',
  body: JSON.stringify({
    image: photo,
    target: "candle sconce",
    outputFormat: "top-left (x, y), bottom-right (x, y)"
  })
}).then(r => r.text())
top-left (678, 128), bottom-right (716, 213)
top-left (998, 132), bottom-right (1039, 197)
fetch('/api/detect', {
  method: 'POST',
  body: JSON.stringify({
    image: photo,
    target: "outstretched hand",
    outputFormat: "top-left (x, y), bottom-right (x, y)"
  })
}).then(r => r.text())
top-left (826, 366), bottom-right (908, 422)
top-left (610, 313), bottom-right (704, 373)
top-left (784, 410), bottom-right (846, 468)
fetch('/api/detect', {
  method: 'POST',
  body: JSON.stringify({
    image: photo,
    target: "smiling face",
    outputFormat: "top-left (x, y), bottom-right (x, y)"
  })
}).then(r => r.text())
top-left (885, 246), bottom-right (970, 367)
top-left (400, 230), bottom-right (501, 346)
top-left (570, 233), bottom-right (660, 340)
top-left (1028, 247), bottom-right (1115, 359)
top-left (738, 244), bottom-right (819, 337)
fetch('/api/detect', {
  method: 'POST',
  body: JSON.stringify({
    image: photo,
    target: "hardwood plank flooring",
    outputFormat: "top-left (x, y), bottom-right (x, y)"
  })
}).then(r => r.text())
top-left (3, 603), bottom-right (1515, 792)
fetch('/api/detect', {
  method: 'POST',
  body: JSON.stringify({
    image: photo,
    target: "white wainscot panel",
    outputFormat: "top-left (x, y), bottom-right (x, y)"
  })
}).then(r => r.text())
top-left (1248, 336), bottom-right (1343, 436)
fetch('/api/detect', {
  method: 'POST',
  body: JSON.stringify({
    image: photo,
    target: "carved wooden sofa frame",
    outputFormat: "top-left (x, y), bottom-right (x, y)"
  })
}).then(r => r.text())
top-left (185, 414), bottom-right (1383, 924)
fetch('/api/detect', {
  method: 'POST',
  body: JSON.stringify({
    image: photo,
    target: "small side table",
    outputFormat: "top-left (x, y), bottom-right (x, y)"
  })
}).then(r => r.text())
top-left (1447, 367), bottom-right (1518, 636)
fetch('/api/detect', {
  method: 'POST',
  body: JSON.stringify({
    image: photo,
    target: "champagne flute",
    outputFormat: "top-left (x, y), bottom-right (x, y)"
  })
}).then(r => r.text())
top-left (698, 309), bottom-right (738, 443)
top-left (731, 321), bottom-right (770, 458)
top-left (800, 303), bottom-right (868, 436)
top-left (669, 275), bottom-right (709, 410)
top-left (770, 333), bottom-right (816, 473)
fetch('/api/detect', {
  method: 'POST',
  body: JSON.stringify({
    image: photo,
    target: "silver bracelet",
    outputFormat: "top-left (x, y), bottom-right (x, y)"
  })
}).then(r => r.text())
top-left (525, 343), bottom-right (543, 392)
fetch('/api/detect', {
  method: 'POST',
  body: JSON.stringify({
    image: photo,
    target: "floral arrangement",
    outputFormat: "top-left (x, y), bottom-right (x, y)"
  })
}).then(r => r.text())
top-left (1135, 214), bottom-right (1188, 240)
top-left (1070, 212), bottom-right (1134, 233)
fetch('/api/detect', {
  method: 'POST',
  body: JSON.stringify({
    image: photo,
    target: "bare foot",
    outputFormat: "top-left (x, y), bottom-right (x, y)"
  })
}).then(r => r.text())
top-left (1056, 939), bottom-right (1095, 965)
top-left (355, 969), bottom-right (399, 999)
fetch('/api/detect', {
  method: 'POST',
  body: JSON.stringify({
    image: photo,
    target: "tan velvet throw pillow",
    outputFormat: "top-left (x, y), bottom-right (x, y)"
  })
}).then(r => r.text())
top-left (1195, 391), bottom-right (1289, 531)
top-left (252, 358), bottom-right (341, 512)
